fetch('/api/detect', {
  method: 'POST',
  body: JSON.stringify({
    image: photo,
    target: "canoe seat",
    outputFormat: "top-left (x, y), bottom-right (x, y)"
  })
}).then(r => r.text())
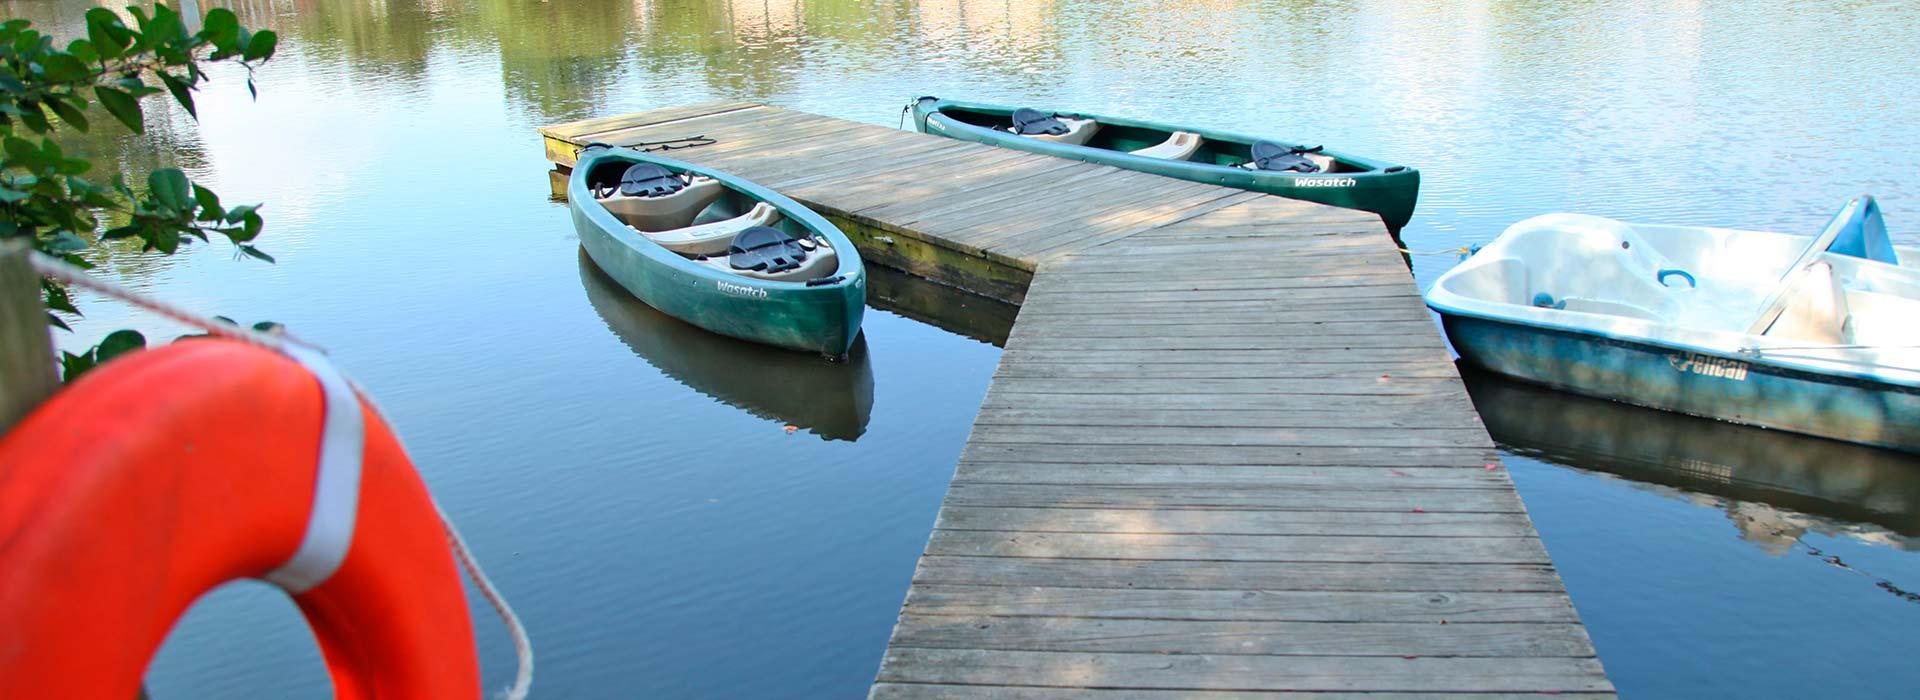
top-left (1247, 141), bottom-right (1333, 173)
top-left (699, 232), bottom-right (840, 282)
top-left (1750, 261), bottom-right (1852, 344)
top-left (599, 177), bottom-right (725, 232)
top-left (644, 203), bottom-right (780, 256)
top-left (1130, 131), bottom-right (1202, 161)
top-left (1009, 108), bottom-right (1100, 146)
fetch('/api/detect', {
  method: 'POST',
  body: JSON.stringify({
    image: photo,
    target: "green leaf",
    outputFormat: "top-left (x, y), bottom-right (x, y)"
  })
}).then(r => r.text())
top-left (93, 85), bottom-right (142, 134)
top-left (100, 224), bottom-right (138, 240)
top-left (38, 53), bottom-right (89, 83)
top-left (0, 186), bottom-right (27, 202)
top-left (67, 38), bottom-right (98, 65)
top-left (251, 321), bottom-right (282, 333)
top-left (45, 230), bottom-right (87, 254)
top-left (147, 168), bottom-right (191, 211)
top-left (15, 100), bottom-right (49, 133)
top-left (238, 244), bottom-right (273, 262)
top-left (43, 95), bottom-right (86, 132)
top-left (95, 329), bottom-right (146, 362)
top-left (157, 71), bottom-right (195, 118)
top-left (149, 227), bottom-right (179, 254)
top-left (60, 349), bottom-right (96, 381)
top-left (200, 8), bottom-right (239, 50)
top-left (45, 312), bottom-right (70, 331)
top-left (191, 184), bottom-right (222, 220)
top-left (85, 9), bottom-right (131, 60)
top-left (243, 29), bottom-right (276, 62)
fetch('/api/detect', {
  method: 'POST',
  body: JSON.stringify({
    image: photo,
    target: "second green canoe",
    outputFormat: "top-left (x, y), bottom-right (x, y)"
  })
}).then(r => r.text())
top-left (910, 96), bottom-right (1420, 232)
top-left (569, 145), bottom-right (866, 358)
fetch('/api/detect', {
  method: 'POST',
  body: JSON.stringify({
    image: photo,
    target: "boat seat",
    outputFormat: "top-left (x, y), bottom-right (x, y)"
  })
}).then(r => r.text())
top-left (1009, 108), bottom-right (1100, 146)
top-left (1749, 261), bottom-right (1853, 344)
top-left (644, 203), bottom-right (780, 256)
top-left (699, 232), bottom-right (840, 282)
top-left (598, 176), bottom-right (725, 232)
top-left (1247, 141), bottom-right (1336, 173)
top-left (1129, 131), bottom-right (1202, 161)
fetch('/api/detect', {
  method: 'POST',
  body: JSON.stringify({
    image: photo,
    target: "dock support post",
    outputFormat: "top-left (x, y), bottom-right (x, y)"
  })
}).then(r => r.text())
top-left (0, 239), bottom-right (56, 433)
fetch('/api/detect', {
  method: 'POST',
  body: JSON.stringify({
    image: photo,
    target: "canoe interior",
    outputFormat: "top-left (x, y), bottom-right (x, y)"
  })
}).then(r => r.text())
top-left (579, 157), bottom-right (833, 252)
top-left (934, 104), bottom-right (1370, 172)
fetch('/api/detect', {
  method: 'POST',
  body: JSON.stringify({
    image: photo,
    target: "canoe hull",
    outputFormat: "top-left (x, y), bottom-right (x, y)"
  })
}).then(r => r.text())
top-left (1441, 312), bottom-right (1920, 453)
top-left (911, 97), bottom-right (1420, 232)
top-left (569, 150), bottom-right (865, 357)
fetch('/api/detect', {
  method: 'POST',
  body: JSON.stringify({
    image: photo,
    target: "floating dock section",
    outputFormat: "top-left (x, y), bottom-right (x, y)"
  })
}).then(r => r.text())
top-left (541, 103), bottom-right (1613, 697)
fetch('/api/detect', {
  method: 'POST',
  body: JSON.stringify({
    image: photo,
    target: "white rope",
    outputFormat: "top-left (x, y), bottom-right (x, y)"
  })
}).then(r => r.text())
top-left (28, 251), bottom-right (533, 700)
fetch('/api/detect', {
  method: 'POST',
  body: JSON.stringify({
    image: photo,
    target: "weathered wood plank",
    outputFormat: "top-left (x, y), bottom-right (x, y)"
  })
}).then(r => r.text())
top-left (943, 483), bottom-right (1525, 513)
top-left (538, 100), bottom-right (760, 139)
top-left (872, 684), bottom-right (1618, 699)
top-left (899, 586), bottom-right (1584, 624)
top-left (959, 442), bottom-right (1497, 467)
top-left (928, 530), bottom-right (1549, 563)
top-left (890, 616), bottom-right (1597, 656)
top-left (910, 557), bottom-right (1569, 592)
top-left (935, 506), bottom-right (1534, 537)
top-left (967, 424), bottom-right (1494, 449)
top-left (0, 240), bottom-right (56, 434)
top-left (875, 648), bottom-right (1613, 693)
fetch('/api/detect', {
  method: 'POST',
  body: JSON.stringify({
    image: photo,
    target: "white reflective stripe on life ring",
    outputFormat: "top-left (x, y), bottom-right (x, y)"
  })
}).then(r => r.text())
top-left (262, 345), bottom-right (365, 594)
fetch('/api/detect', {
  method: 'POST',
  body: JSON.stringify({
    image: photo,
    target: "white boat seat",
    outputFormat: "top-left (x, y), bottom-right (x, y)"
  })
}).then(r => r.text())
top-left (644, 202), bottom-right (780, 256)
top-left (1129, 131), bottom-right (1202, 161)
top-left (1022, 119), bottom-right (1100, 146)
top-left (1750, 261), bottom-right (1852, 344)
top-left (598, 176), bottom-right (724, 232)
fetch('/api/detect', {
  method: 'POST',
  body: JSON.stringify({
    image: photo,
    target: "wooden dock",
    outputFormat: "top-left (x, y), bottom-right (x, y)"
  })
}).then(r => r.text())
top-left (541, 103), bottom-right (1613, 697)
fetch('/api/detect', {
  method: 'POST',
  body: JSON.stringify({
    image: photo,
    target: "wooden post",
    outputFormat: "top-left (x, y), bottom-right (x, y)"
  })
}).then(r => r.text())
top-left (0, 239), bottom-right (56, 433)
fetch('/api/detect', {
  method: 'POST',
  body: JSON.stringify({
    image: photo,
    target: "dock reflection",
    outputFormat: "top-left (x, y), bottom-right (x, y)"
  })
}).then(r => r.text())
top-left (579, 251), bottom-right (875, 441)
top-left (1462, 366), bottom-right (1920, 551)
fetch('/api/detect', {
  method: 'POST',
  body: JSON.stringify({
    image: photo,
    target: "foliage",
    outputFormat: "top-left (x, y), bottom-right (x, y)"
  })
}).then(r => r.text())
top-left (0, 4), bottom-right (277, 379)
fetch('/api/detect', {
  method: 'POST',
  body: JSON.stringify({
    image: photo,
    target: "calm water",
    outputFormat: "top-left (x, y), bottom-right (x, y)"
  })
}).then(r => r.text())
top-left (14, 0), bottom-right (1920, 697)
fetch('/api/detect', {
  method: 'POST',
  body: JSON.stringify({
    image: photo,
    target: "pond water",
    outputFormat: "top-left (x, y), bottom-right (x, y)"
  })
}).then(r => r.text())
top-left (13, 0), bottom-right (1920, 697)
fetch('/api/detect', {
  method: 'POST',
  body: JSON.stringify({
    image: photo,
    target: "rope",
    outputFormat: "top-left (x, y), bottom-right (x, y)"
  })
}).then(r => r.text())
top-left (1398, 245), bottom-right (1476, 257)
top-left (28, 251), bottom-right (533, 700)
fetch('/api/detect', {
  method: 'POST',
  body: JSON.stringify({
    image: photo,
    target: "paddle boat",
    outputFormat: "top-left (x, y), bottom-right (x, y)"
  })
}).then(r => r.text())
top-left (1427, 196), bottom-right (1920, 452)
top-left (908, 96), bottom-right (1421, 232)
top-left (569, 144), bottom-right (865, 358)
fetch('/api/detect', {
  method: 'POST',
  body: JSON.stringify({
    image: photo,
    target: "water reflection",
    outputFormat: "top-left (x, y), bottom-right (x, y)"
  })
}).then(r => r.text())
top-left (865, 264), bottom-right (1017, 347)
top-left (1462, 366), bottom-right (1920, 553)
top-left (578, 251), bottom-right (874, 441)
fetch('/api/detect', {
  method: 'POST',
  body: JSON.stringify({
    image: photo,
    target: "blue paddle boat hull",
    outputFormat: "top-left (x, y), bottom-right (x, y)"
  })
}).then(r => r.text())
top-left (1442, 314), bottom-right (1920, 453)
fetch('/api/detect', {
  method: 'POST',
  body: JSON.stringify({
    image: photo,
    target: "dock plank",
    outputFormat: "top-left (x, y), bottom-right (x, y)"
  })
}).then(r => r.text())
top-left (538, 104), bottom-right (1608, 697)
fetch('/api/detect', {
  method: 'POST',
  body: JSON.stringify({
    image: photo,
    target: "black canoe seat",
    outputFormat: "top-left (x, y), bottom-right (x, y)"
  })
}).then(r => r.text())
top-left (1010, 108), bottom-right (1070, 135)
top-left (619, 163), bottom-right (686, 197)
top-left (1249, 141), bottom-right (1331, 173)
top-left (728, 226), bottom-right (809, 274)
top-left (1009, 108), bottom-right (1100, 146)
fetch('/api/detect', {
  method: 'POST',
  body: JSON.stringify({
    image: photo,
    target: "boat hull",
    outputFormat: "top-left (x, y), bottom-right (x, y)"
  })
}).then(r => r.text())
top-left (1441, 312), bottom-right (1920, 453)
top-left (910, 97), bottom-right (1420, 232)
top-left (569, 150), bottom-right (865, 357)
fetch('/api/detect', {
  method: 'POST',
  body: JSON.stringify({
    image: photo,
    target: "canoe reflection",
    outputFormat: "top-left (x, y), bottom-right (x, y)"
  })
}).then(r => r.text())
top-left (1461, 365), bottom-right (1920, 552)
top-left (580, 251), bottom-right (875, 441)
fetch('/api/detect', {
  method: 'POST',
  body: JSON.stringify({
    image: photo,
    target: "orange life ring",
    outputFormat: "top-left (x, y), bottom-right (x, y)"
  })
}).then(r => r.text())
top-left (0, 339), bottom-right (481, 699)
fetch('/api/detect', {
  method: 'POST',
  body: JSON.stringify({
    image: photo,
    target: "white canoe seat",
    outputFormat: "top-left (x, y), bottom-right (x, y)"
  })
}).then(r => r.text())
top-left (1129, 131), bottom-right (1202, 161)
top-left (644, 202), bottom-right (780, 256)
top-left (1750, 261), bottom-right (1852, 344)
top-left (699, 227), bottom-right (842, 283)
top-left (598, 176), bottom-right (725, 232)
top-left (1008, 108), bottom-right (1100, 146)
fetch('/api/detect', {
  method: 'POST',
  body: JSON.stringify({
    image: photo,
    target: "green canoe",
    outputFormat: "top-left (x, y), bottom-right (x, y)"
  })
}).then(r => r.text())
top-left (569, 145), bottom-right (866, 358)
top-left (909, 97), bottom-right (1421, 232)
